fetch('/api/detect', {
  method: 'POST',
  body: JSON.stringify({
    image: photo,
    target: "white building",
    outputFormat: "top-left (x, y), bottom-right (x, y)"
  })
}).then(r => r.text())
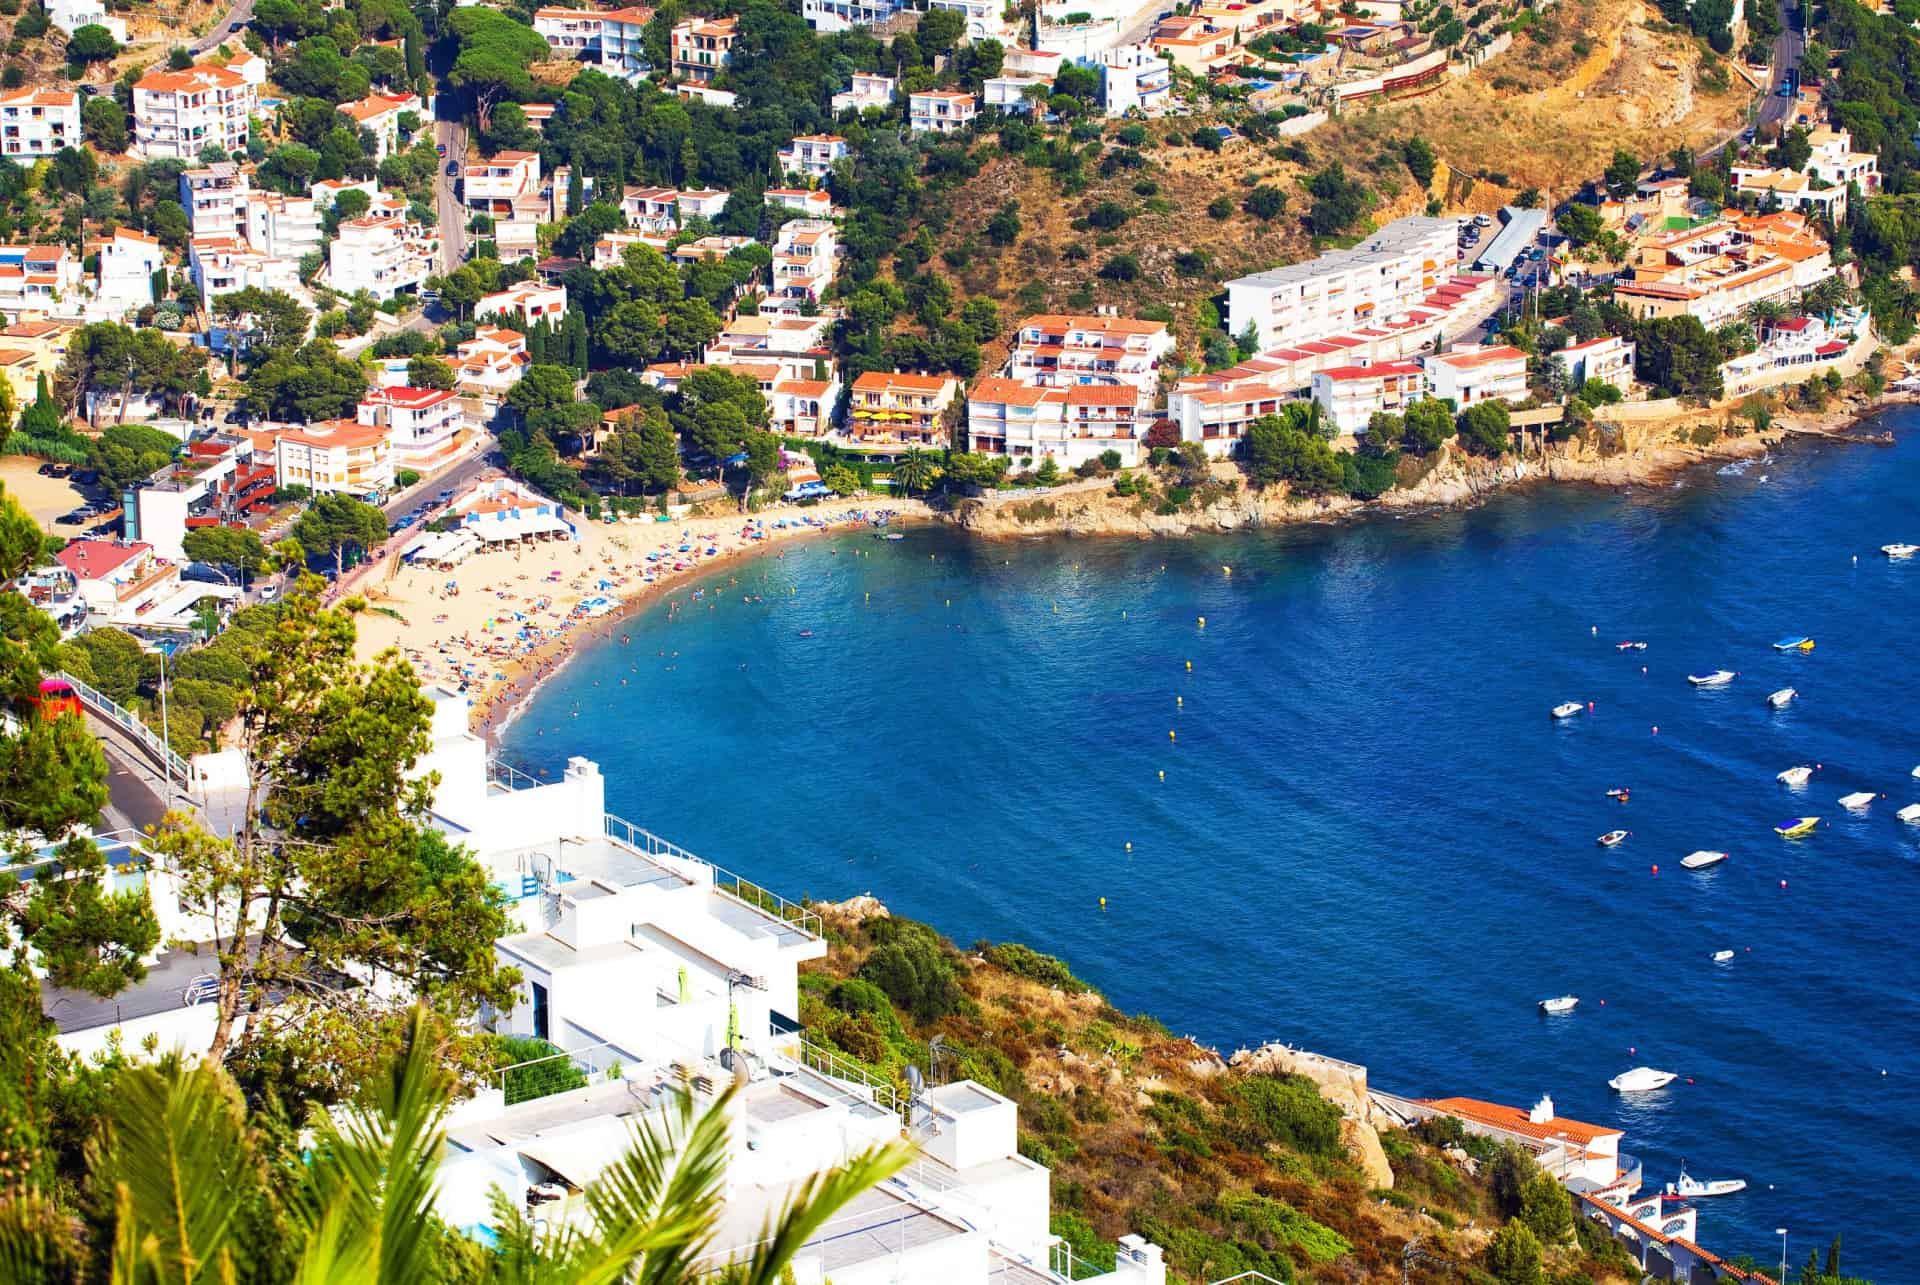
top-left (768, 219), bottom-right (837, 310)
top-left (532, 5), bottom-right (654, 79)
top-left (966, 378), bottom-right (1152, 467)
top-left (45, 0), bottom-right (124, 41)
top-left (453, 326), bottom-right (530, 400)
top-left (803, 0), bottom-right (902, 30)
top-left (983, 77), bottom-right (1050, 114)
top-left (1005, 314), bottom-right (1175, 393)
top-left (1728, 164), bottom-right (1849, 222)
top-left (358, 384), bottom-right (468, 473)
top-left (832, 72), bottom-right (896, 113)
top-left (269, 419), bottom-right (394, 495)
top-left (246, 192), bottom-right (323, 264)
top-left (326, 214), bottom-right (437, 301)
top-left (1421, 344), bottom-right (1528, 409)
top-left (619, 185), bottom-right (732, 233)
top-left (131, 65), bottom-right (257, 162)
top-left (53, 539), bottom-right (180, 621)
top-left (1100, 43), bottom-right (1171, 116)
top-left (776, 134), bottom-right (849, 183)
top-left (909, 89), bottom-right (979, 134)
top-left (189, 235), bottom-right (305, 309)
top-left (1807, 127), bottom-right (1879, 193)
top-left (179, 162), bottom-right (250, 237)
top-left (927, 0), bottom-right (1015, 41)
top-left (0, 244), bottom-right (83, 319)
top-left (765, 187), bottom-right (833, 219)
top-left (477, 279), bottom-right (568, 328)
top-left (1309, 359), bottom-right (1424, 436)
top-left (1551, 335), bottom-right (1636, 393)
top-left (0, 88), bottom-right (80, 164)
top-left (90, 229), bottom-right (164, 316)
top-left (1420, 1095), bottom-right (1627, 1191)
top-left (1225, 215), bottom-right (1461, 351)
top-left (338, 91), bottom-right (422, 164)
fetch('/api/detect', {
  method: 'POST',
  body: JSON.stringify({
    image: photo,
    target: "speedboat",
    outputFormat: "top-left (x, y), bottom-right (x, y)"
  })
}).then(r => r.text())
top-left (1615, 640), bottom-right (1648, 651)
top-left (1772, 637), bottom-right (1815, 651)
top-left (1551, 701), bottom-right (1584, 719)
top-left (1768, 687), bottom-right (1797, 708)
top-left (1606, 787), bottom-right (1631, 801)
top-left (1597, 829), bottom-right (1630, 847)
top-left (1775, 816), bottom-right (1820, 837)
top-left (1898, 803), bottom-right (1920, 823)
top-left (1538, 995), bottom-right (1579, 1014)
top-left (1711, 949), bottom-right (1736, 962)
top-left (1665, 1166), bottom-right (1747, 1199)
top-left (1681, 850), bottom-right (1729, 870)
top-left (1840, 791), bottom-right (1876, 810)
top-left (1777, 766), bottom-right (1814, 786)
top-left (1688, 670), bottom-right (1736, 687)
top-left (1610, 1066), bottom-right (1678, 1093)
top-left (1883, 543), bottom-right (1919, 558)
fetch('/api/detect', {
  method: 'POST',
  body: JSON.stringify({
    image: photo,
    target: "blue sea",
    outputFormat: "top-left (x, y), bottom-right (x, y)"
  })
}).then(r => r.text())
top-left (503, 412), bottom-right (1920, 1278)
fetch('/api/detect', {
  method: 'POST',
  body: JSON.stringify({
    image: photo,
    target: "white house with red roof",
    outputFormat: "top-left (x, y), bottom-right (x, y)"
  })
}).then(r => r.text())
top-left (1310, 359), bottom-right (1425, 436)
top-left (831, 72), bottom-right (895, 113)
top-left (476, 280), bottom-right (568, 329)
top-left (131, 65), bottom-right (256, 161)
top-left (89, 228), bottom-right (164, 316)
top-left (765, 188), bottom-right (834, 219)
top-left (358, 385), bottom-right (468, 473)
top-left (967, 377), bottom-right (1154, 467)
top-left (55, 539), bottom-right (181, 621)
top-left (326, 214), bottom-right (437, 301)
top-left (776, 134), bottom-right (849, 183)
top-left (908, 89), bottom-right (978, 134)
top-left (1006, 314), bottom-right (1175, 394)
top-left (1421, 344), bottom-right (1529, 409)
top-left (338, 91), bottom-right (423, 163)
top-left (0, 244), bottom-right (82, 320)
top-left (1550, 334), bottom-right (1636, 393)
top-left (453, 326), bottom-right (530, 398)
top-left (0, 89), bottom-right (80, 164)
top-left (1419, 1095), bottom-right (1627, 1189)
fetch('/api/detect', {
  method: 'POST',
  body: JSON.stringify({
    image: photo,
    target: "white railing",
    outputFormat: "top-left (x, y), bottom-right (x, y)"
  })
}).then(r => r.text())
top-left (797, 1037), bottom-right (902, 1118)
top-left (56, 670), bottom-right (192, 783)
top-left (602, 811), bottom-right (823, 941)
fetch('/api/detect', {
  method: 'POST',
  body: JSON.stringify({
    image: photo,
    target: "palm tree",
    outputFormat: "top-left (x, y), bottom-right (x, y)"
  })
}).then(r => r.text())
top-left (1744, 299), bottom-right (1790, 328)
top-left (6, 1009), bottom-right (911, 1282)
top-left (891, 447), bottom-right (937, 496)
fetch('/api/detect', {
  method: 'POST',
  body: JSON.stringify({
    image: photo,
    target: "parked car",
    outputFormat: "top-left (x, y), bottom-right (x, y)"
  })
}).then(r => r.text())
top-left (446, 161), bottom-right (459, 176)
top-left (37, 462), bottom-right (57, 476)
top-left (437, 142), bottom-right (448, 157)
top-left (71, 468), bottom-right (99, 486)
top-left (258, 583), bottom-right (280, 603)
top-left (55, 509), bottom-right (87, 525)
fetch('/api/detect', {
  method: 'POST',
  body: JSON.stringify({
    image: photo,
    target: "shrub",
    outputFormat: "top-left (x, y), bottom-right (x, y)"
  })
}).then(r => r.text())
top-left (858, 918), bottom-right (962, 1023)
top-left (985, 942), bottom-right (1086, 990)
top-left (1207, 195), bottom-right (1234, 219)
top-left (1099, 253), bottom-right (1140, 281)
top-left (1223, 1074), bottom-right (1344, 1156)
top-left (1086, 200), bottom-right (1130, 230)
top-left (1487, 1220), bottom-right (1545, 1285)
top-left (394, 469), bottom-right (421, 488)
top-left (1215, 1192), bottom-right (1353, 1262)
top-left (1050, 1213), bottom-right (1116, 1274)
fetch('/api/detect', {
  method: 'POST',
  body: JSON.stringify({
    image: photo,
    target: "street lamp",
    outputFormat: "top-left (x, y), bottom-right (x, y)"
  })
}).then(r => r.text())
top-left (1777, 1228), bottom-right (1788, 1284)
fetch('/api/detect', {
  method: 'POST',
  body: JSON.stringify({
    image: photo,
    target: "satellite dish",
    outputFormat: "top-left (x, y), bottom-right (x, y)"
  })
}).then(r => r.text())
top-left (906, 1064), bottom-right (925, 1097)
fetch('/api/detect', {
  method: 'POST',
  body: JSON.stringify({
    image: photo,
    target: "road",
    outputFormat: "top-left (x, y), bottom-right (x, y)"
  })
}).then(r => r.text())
top-left (190, 0), bottom-right (257, 55)
top-left (434, 117), bottom-right (470, 274)
top-left (1701, 0), bottom-right (1803, 161)
top-left (381, 446), bottom-right (495, 522)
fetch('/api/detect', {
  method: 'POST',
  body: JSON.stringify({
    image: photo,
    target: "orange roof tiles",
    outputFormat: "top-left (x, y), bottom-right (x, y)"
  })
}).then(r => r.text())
top-left (1421, 1097), bottom-right (1621, 1145)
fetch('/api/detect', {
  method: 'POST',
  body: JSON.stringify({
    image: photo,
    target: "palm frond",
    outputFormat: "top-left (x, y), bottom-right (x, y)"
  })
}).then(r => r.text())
top-left (728, 1141), bottom-right (915, 1285)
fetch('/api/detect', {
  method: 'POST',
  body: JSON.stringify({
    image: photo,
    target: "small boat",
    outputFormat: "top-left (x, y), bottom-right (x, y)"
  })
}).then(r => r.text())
top-left (1882, 543), bottom-right (1919, 559)
top-left (1777, 766), bottom-right (1814, 786)
top-left (1711, 950), bottom-right (1736, 962)
top-left (1538, 995), bottom-right (1579, 1014)
top-left (1775, 816), bottom-right (1820, 837)
top-left (1772, 637), bottom-right (1815, 651)
top-left (1597, 829), bottom-right (1630, 847)
top-left (1768, 687), bottom-right (1797, 708)
top-left (1606, 787), bottom-right (1631, 801)
top-left (1912, 765), bottom-right (1920, 779)
top-left (1615, 640), bottom-right (1648, 651)
top-left (1898, 803), bottom-right (1920, 823)
top-left (1665, 1166), bottom-right (1747, 1199)
top-left (1840, 791), bottom-right (1876, 810)
top-left (1610, 1066), bottom-right (1678, 1093)
top-left (1551, 701), bottom-right (1584, 719)
top-left (1681, 850), bottom-right (1729, 870)
top-left (1688, 670), bottom-right (1737, 687)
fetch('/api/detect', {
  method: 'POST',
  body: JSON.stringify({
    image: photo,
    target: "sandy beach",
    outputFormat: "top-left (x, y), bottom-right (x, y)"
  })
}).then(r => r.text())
top-left (347, 492), bottom-right (933, 741)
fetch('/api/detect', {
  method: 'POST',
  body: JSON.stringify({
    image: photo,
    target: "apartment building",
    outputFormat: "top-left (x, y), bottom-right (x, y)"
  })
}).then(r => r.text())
top-left (0, 320), bottom-right (65, 406)
top-left (1612, 216), bottom-right (1811, 327)
top-left (463, 150), bottom-right (545, 255)
top-left (1101, 43), bottom-right (1172, 116)
top-left (1551, 335), bottom-right (1636, 393)
top-left (847, 370), bottom-right (960, 450)
top-left (46, 0), bottom-right (124, 40)
top-left (1309, 359), bottom-right (1424, 436)
top-left (591, 230), bottom-right (666, 269)
top-left (768, 375), bottom-right (836, 436)
top-left (1729, 165), bottom-right (1848, 222)
top-left (203, 45), bottom-right (268, 87)
top-left (618, 184), bottom-right (730, 233)
top-left (832, 71), bottom-right (896, 112)
top-left (768, 219), bottom-right (837, 309)
top-left (670, 16), bottom-right (737, 83)
top-left (983, 76), bottom-right (1050, 113)
top-left (358, 384), bottom-right (467, 473)
top-left (766, 187), bottom-right (833, 218)
top-left (966, 378), bottom-right (1153, 467)
top-left (802, 0), bottom-right (902, 30)
top-left (453, 326), bottom-right (530, 401)
top-left (179, 162), bottom-right (249, 236)
top-left (926, 0), bottom-right (1014, 40)
top-left (1165, 374), bottom-right (1298, 456)
top-left (246, 192), bottom-right (323, 264)
top-left (90, 229), bottom-right (164, 315)
top-left (0, 244), bottom-right (82, 319)
top-left (338, 91), bottom-right (422, 164)
top-left (909, 89), bottom-right (978, 134)
top-left (0, 89), bottom-right (79, 164)
top-left (704, 313), bottom-right (834, 383)
top-left (534, 5), bottom-right (655, 79)
top-left (777, 133), bottom-right (849, 183)
top-left (476, 279), bottom-right (568, 328)
top-left (327, 214), bottom-right (437, 300)
top-left (53, 539), bottom-right (180, 622)
top-left (1006, 314), bottom-right (1175, 393)
top-left (269, 420), bottom-right (394, 496)
top-left (1225, 216), bottom-right (1460, 350)
top-left (132, 65), bottom-right (256, 161)
top-left (1421, 344), bottom-right (1529, 409)
top-left (1807, 127), bottom-right (1878, 192)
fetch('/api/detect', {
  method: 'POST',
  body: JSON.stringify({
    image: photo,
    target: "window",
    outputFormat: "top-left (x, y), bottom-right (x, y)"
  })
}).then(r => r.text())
top-left (531, 980), bottom-right (550, 1039)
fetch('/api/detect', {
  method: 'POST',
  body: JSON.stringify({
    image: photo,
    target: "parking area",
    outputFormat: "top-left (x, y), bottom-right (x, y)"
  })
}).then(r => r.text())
top-left (1, 456), bottom-right (89, 532)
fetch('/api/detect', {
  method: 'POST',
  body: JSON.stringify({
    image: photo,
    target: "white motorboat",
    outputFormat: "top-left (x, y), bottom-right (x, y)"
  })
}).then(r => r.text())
top-left (1597, 829), bottom-right (1630, 847)
top-left (1551, 701), bottom-right (1584, 719)
top-left (1688, 670), bottom-right (1736, 687)
top-left (1681, 850), bottom-right (1729, 870)
top-left (1777, 765), bottom-right (1814, 786)
top-left (1712, 949), bottom-right (1736, 962)
top-left (1912, 765), bottom-right (1920, 779)
top-left (1840, 791), bottom-right (1876, 810)
top-left (1767, 687), bottom-right (1797, 709)
top-left (1538, 995), bottom-right (1579, 1014)
top-left (1898, 803), bottom-right (1920, 823)
top-left (1610, 1066), bottom-right (1678, 1093)
top-left (1883, 543), bottom-right (1919, 559)
top-left (1665, 1166), bottom-right (1747, 1199)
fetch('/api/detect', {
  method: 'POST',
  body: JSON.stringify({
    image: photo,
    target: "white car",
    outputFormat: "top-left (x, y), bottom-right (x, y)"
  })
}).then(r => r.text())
top-left (258, 583), bottom-right (280, 603)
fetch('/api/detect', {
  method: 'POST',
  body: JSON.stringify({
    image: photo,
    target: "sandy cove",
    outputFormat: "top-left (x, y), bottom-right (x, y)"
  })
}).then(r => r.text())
top-left (345, 492), bottom-right (933, 741)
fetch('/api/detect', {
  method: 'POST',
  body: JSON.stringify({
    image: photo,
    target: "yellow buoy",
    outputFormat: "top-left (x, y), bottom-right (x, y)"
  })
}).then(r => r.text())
top-left (1125, 841), bottom-right (1132, 852)
top-left (1168, 730), bottom-right (1176, 741)
top-left (1099, 896), bottom-right (1107, 909)
top-left (1198, 616), bottom-right (1206, 628)
top-left (864, 592), bottom-right (870, 601)
top-left (1185, 660), bottom-right (1192, 672)
top-left (1222, 565), bottom-right (1232, 575)
top-left (1157, 769), bottom-right (1165, 781)
top-left (1176, 696), bottom-right (1183, 707)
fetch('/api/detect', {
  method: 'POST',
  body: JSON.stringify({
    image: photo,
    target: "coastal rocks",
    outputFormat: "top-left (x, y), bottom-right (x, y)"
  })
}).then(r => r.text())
top-left (1232, 1042), bottom-right (1395, 1189)
top-left (815, 894), bottom-right (890, 923)
top-left (1342, 1117), bottom-right (1396, 1191)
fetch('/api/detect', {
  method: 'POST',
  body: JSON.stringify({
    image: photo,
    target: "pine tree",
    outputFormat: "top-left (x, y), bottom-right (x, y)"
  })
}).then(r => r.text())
top-left (564, 308), bottom-right (589, 374)
top-left (527, 319), bottom-right (548, 363)
top-left (567, 164), bottom-right (584, 217)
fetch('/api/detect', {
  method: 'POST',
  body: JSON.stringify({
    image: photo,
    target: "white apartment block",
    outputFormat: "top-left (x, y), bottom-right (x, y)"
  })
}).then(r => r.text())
top-left (246, 192), bottom-right (322, 264)
top-left (1224, 216), bottom-right (1460, 351)
top-left (269, 420), bottom-right (394, 495)
top-left (0, 89), bottom-right (79, 164)
top-left (1100, 43), bottom-right (1172, 116)
top-left (1807, 127), bottom-right (1878, 193)
top-left (619, 185), bottom-right (730, 234)
top-left (777, 134), bottom-right (849, 183)
top-left (90, 229), bottom-right (164, 316)
top-left (1551, 335), bottom-right (1636, 393)
top-left (766, 187), bottom-right (833, 218)
top-left (132, 66), bottom-right (256, 162)
top-left (46, 0), bottom-right (124, 41)
top-left (1005, 314), bottom-right (1175, 393)
top-left (464, 150), bottom-right (541, 217)
top-left (967, 378), bottom-right (1153, 467)
top-left (189, 235), bottom-right (304, 309)
top-left (768, 219), bottom-right (836, 310)
top-left (832, 72), bottom-right (896, 112)
top-left (533, 5), bottom-right (655, 80)
top-left (704, 313), bottom-right (835, 384)
top-left (0, 244), bottom-right (82, 320)
top-left (802, 0), bottom-right (902, 31)
top-left (1167, 376), bottom-right (1298, 457)
top-left (983, 77), bottom-right (1050, 114)
top-left (477, 280), bottom-right (568, 328)
top-left (909, 89), bottom-right (978, 134)
top-left (1421, 344), bottom-right (1529, 409)
top-left (768, 374), bottom-right (836, 436)
top-left (1729, 165), bottom-right (1848, 222)
top-left (1309, 359), bottom-right (1424, 436)
top-left (179, 163), bottom-right (249, 237)
top-left (327, 214), bottom-right (436, 301)
top-left (338, 92), bottom-right (422, 164)
top-left (453, 326), bottom-right (529, 401)
top-left (358, 384), bottom-right (468, 473)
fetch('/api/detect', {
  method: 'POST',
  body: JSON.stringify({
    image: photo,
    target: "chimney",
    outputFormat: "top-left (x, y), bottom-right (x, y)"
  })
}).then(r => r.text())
top-left (1529, 1095), bottom-right (1555, 1124)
